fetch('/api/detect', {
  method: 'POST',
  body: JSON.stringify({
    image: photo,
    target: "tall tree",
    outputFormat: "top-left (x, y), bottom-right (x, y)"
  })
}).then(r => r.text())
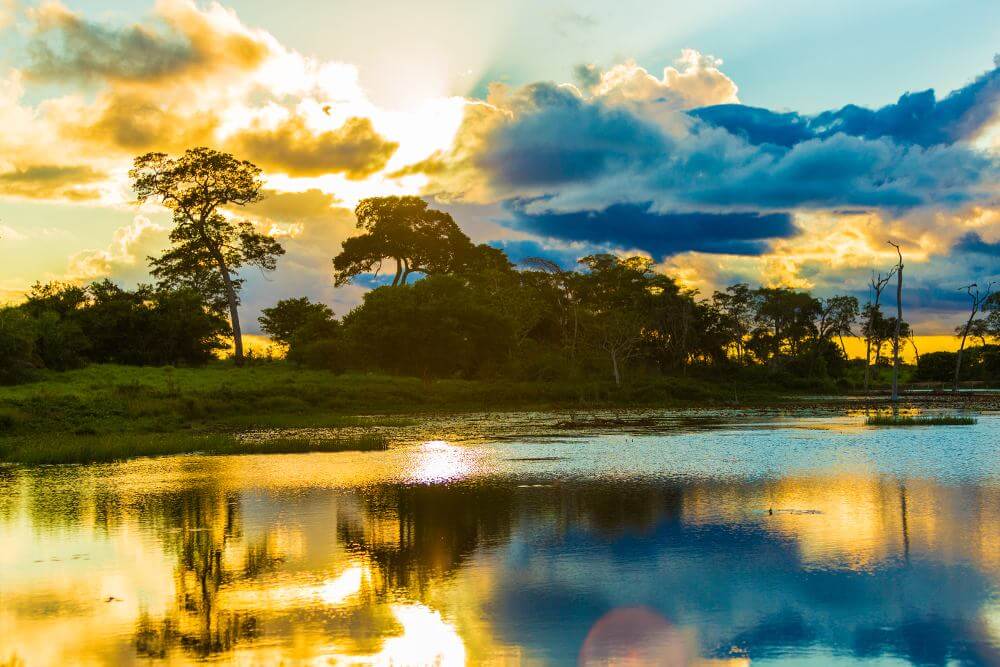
top-left (575, 254), bottom-right (654, 385)
top-left (712, 283), bottom-right (755, 363)
top-left (130, 148), bottom-right (284, 365)
top-left (863, 268), bottom-right (896, 395)
top-left (333, 196), bottom-right (475, 287)
top-left (887, 241), bottom-right (904, 403)
top-left (954, 281), bottom-right (995, 392)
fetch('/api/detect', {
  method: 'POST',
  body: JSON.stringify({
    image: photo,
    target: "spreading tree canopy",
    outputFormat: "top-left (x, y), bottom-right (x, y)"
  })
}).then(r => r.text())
top-left (130, 148), bottom-right (284, 365)
top-left (333, 196), bottom-right (480, 287)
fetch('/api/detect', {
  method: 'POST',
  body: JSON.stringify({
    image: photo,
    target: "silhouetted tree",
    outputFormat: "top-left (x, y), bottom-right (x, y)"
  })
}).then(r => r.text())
top-left (130, 148), bottom-right (285, 366)
top-left (258, 297), bottom-right (336, 347)
top-left (575, 255), bottom-right (654, 385)
top-left (954, 281), bottom-right (995, 391)
top-left (863, 268), bottom-right (896, 394)
top-left (333, 196), bottom-right (475, 287)
top-left (712, 283), bottom-right (755, 364)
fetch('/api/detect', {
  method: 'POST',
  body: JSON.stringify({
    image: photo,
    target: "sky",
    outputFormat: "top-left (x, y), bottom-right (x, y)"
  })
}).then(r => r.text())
top-left (0, 0), bottom-right (997, 339)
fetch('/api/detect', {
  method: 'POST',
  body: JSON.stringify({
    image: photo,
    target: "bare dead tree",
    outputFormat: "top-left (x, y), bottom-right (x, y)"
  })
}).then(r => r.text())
top-left (954, 281), bottom-right (995, 392)
top-left (864, 267), bottom-right (896, 396)
top-left (887, 241), bottom-right (904, 403)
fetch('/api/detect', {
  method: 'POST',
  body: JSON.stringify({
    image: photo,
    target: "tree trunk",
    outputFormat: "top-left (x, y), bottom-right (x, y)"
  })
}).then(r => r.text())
top-left (891, 265), bottom-right (902, 403)
top-left (909, 337), bottom-right (920, 366)
top-left (864, 335), bottom-right (873, 395)
top-left (610, 348), bottom-right (621, 386)
top-left (202, 230), bottom-right (244, 367)
top-left (391, 258), bottom-right (402, 287)
top-left (954, 319), bottom-right (973, 392)
top-left (218, 261), bottom-right (243, 366)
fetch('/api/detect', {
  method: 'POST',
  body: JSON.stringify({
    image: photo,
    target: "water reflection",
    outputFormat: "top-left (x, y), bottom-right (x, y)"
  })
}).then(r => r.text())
top-left (1, 415), bottom-right (999, 665)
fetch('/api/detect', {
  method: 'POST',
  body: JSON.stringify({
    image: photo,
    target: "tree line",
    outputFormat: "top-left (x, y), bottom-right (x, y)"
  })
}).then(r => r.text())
top-left (1, 148), bottom-right (997, 387)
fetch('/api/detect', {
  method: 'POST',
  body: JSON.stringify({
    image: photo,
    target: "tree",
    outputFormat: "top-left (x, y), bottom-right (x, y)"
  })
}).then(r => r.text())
top-left (0, 307), bottom-right (37, 384)
top-left (954, 281), bottom-right (995, 392)
top-left (712, 283), bottom-right (755, 363)
top-left (817, 295), bottom-right (859, 356)
top-left (862, 268), bottom-right (896, 395)
top-left (342, 275), bottom-right (512, 378)
top-left (748, 288), bottom-right (820, 365)
top-left (130, 148), bottom-right (285, 366)
top-left (333, 196), bottom-right (475, 287)
top-left (887, 241), bottom-right (904, 402)
top-left (575, 254), bottom-right (654, 385)
top-left (259, 297), bottom-right (336, 347)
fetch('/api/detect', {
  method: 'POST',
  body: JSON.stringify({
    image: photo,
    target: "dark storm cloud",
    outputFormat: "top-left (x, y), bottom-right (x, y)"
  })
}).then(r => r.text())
top-left (507, 201), bottom-right (795, 258)
top-left (690, 60), bottom-right (1000, 148)
top-left (475, 83), bottom-right (668, 188)
top-left (470, 80), bottom-right (995, 213)
top-left (953, 231), bottom-right (1000, 257)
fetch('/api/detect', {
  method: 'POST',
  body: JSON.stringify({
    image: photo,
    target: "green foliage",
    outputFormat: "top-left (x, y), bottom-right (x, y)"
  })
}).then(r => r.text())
top-left (287, 338), bottom-right (347, 372)
top-left (131, 148), bottom-right (285, 363)
top-left (0, 308), bottom-right (37, 385)
top-left (916, 351), bottom-right (957, 381)
top-left (333, 196), bottom-right (478, 287)
top-left (865, 414), bottom-right (977, 426)
top-left (0, 281), bottom-right (228, 381)
top-left (0, 430), bottom-right (389, 465)
top-left (259, 297), bottom-right (337, 346)
top-left (343, 275), bottom-right (513, 377)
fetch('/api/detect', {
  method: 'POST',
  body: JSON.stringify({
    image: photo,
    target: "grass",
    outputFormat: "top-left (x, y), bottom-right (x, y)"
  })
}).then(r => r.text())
top-left (865, 414), bottom-right (978, 426)
top-left (0, 431), bottom-right (389, 465)
top-left (0, 362), bottom-right (762, 464)
top-left (0, 362), bottom-right (761, 437)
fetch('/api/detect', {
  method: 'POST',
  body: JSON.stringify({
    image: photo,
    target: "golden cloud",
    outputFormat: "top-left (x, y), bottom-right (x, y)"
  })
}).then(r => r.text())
top-left (226, 115), bottom-right (398, 178)
top-left (63, 90), bottom-right (219, 153)
top-left (26, 0), bottom-right (270, 84)
top-left (0, 164), bottom-right (105, 201)
top-left (243, 188), bottom-right (344, 224)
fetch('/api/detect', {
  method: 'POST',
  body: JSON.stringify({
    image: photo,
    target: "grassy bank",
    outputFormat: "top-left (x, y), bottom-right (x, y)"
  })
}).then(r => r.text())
top-left (0, 362), bottom-right (774, 436)
top-left (0, 362), bottom-right (791, 463)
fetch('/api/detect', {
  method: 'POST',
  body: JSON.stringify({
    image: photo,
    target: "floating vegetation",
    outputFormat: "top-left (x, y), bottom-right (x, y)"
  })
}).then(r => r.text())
top-left (865, 415), bottom-right (977, 426)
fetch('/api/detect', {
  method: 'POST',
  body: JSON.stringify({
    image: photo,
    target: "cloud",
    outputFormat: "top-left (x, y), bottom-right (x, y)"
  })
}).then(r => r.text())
top-left (25, 0), bottom-right (270, 83)
top-left (507, 201), bottom-right (796, 258)
top-left (485, 237), bottom-right (598, 270)
top-left (691, 60), bottom-right (1000, 147)
top-left (412, 71), bottom-right (997, 215)
top-left (0, 164), bottom-right (105, 200)
top-left (588, 50), bottom-right (739, 111)
top-left (65, 216), bottom-right (168, 282)
top-left (226, 115), bottom-right (398, 178)
top-left (0, 0), bottom-right (16, 31)
top-left (953, 231), bottom-right (1000, 256)
top-left (243, 188), bottom-right (343, 224)
top-left (62, 90), bottom-right (219, 153)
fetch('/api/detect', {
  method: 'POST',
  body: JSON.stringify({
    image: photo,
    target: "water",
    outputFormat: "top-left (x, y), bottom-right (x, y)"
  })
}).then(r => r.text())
top-left (2, 411), bottom-right (999, 665)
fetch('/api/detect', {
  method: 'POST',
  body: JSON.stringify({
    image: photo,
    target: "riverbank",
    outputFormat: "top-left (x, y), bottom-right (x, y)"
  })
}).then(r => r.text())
top-left (0, 363), bottom-right (995, 464)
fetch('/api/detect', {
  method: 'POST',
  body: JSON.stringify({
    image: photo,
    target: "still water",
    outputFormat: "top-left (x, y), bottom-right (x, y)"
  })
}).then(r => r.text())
top-left (2, 412), bottom-right (999, 665)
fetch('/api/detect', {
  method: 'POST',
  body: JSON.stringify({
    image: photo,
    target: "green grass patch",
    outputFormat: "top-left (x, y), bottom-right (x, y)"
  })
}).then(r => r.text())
top-left (0, 431), bottom-right (389, 465)
top-left (865, 414), bottom-right (978, 426)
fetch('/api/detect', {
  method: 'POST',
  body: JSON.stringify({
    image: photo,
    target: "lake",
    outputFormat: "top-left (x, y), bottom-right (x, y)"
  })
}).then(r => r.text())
top-left (2, 411), bottom-right (999, 665)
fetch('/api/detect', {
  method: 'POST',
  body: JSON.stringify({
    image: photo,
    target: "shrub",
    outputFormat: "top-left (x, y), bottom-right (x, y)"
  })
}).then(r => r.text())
top-left (0, 307), bottom-right (37, 384)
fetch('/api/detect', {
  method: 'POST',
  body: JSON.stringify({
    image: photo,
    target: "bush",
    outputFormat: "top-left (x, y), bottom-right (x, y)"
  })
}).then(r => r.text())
top-left (342, 276), bottom-right (513, 378)
top-left (916, 351), bottom-right (957, 382)
top-left (0, 308), bottom-right (37, 384)
top-left (287, 337), bottom-right (348, 373)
